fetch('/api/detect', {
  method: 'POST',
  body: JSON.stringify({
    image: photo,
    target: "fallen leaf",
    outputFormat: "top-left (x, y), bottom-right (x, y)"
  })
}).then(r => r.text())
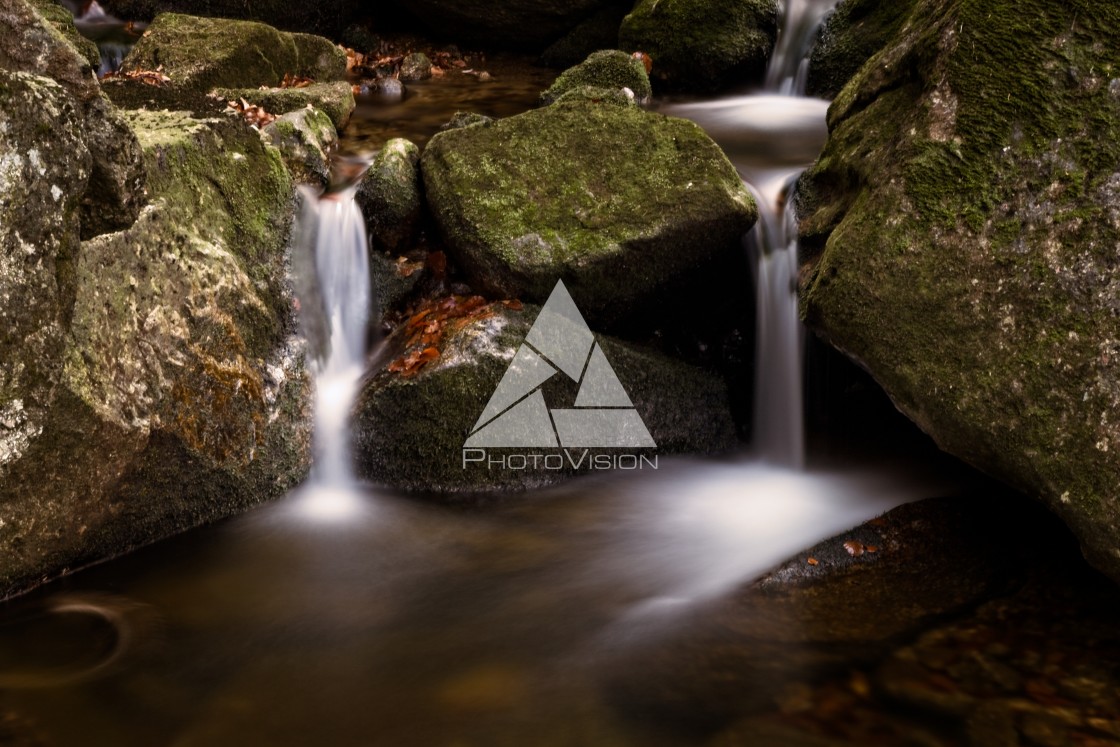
top-left (806, 557), bottom-right (819, 566)
top-left (843, 540), bottom-right (865, 557)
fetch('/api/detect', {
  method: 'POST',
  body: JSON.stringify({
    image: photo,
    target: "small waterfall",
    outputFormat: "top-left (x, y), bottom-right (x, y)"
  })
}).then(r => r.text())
top-left (764, 0), bottom-right (838, 95)
top-left (295, 161), bottom-right (373, 490)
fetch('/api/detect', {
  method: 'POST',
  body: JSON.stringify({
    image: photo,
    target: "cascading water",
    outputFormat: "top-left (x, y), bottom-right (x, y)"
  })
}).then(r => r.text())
top-left (666, 0), bottom-right (837, 468)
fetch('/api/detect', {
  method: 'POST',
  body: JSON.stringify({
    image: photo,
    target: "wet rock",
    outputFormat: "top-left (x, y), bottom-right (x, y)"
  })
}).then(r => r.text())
top-left (119, 12), bottom-right (346, 94)
top-left (539, 5), bottom-right (628, 69)
top-left (539, 49), bottom-right (651, 106)
top-left (797, 0), bottom-right (1120, 584)
top-left (263, 107), bottom-right (338, 188)
top-left (352, 298), bottom-right (737, 493)
top-left (618, 0), bottom-right (779, 92)
top-left (420, 100), bottom-right (756, 327)
top-left (806, 0), bottom-right (920, 99)
top-left (214, 81), bottom-right (355, 131)
top-left (398, 52), bottom-right (432, 82)
top-left (0, 0), bottom-right (145, 238)
top-left (387, 0), bottom-right (613, 51)
top-left (357, 138), bottom-right (424, 254)
top-left (364, 76), bottom-right (405, 101)
top-left (0, 106), bottom-right (312, 598)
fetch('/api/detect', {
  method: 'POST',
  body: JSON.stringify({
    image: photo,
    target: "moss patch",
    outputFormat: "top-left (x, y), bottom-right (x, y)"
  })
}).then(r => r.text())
top-left (539, 49), bottom-right (651, 105)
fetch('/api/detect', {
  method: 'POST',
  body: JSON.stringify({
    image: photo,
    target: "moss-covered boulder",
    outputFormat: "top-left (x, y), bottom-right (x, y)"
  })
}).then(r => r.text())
top-left (420, 100), bottom-right (756, 325)
top-left (797, 0), bottom-right (1120, 582)
top-left (214, 81), bottom-right (355, 131)
top-left (120, 13), bottom-right (346, 94)
top-left (0, 0), bottom-right (145, 238)
top-left (806, 0), bottom-right (920, 100)
top-left (357, 138), bottom-right (423, 254)
top-left (539, 49), bottom-right (651, 105)
top-left (0, 101), bottom-right (312, 598)
top-left (387, 0), bottom-right (614, 51)
top-left (29, 0), bottom-right (101, 69)
top-left (262, 107), bottom-right (338, 188)
top-left (353, 297), bottom-right (737, 493)
top-left (618, 0), bottom-right (778, 92)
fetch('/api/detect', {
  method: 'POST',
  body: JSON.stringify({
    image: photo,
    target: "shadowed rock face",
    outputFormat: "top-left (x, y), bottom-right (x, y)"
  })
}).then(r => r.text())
top-left (387, 0), bottom-right (613, 51)
top-left (796, 0), bottom-right (1120, 582)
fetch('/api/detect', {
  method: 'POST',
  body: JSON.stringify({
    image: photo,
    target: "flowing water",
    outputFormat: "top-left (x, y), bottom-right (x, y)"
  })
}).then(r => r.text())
top-left (0, 3), bottom-right (993, 744)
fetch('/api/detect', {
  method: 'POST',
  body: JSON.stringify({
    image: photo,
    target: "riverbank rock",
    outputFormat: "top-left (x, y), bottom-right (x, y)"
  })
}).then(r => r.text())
top-left (618, 0), bottom-right (778, 92)
top-left (539, 49), bottom-right (651, 106)
top-left (797, 0), bottom-right (1120, 583)
top-left (353, 296), bottom-right (737, 493)
top-left (0, 0), bottom-right (145, 238)
top-left (0, 99), bottom-right (312, 598)
top-left (806, 0), bottom-right (920, 100)
top-left (120, 12), bottom-right (346, 94)
top-left (420, 100), bottom-right (755, 326)
top-left (387, 0), bottom-right (614, 51)
top-left (357, 138), bottom-right (424, 253)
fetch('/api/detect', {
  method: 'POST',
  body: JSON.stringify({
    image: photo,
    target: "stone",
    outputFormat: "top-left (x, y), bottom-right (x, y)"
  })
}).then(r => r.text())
top-left (618, 0), bottom-right (779, 92)
top-left (420, 100), bottom-right (756, 326)
top-left (539, 49), bottom-right (651, 106)
top-left (356, 138), bottom-right (424, 254)
top-left (263, 107), bottom-right (339, 188)
top-left (214, 81), bottom-right (356, 131)
top-left (806, 0), bottom-right (921, 99)
top-left (352, 298), bottom-right (738, 493)
top-left (539, 5), bottom-right (628, 69)
top-left (398, 52), bottom-right (432, 82)
top-left (796, 0), bottom-right (1120, 583)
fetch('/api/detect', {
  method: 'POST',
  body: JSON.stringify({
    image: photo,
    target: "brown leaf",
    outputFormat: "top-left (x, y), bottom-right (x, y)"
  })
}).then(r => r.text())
top-left (806, 557), bottom-right (819, 566)
top-left (843, 540), bottom-right (865, 557)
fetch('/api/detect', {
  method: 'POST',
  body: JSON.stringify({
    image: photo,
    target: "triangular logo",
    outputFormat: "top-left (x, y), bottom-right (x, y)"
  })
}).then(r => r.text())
top-left (465, 281), bottom-right (656, 449)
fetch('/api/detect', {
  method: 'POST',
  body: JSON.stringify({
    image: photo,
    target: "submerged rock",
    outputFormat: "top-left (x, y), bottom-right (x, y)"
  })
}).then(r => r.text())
top-left (806, 0), bottom-right (920, 99)
top-left (357, 138), bottom-right (424, 254)
top-left (420, 100), bottom-right (756, 326)
top-left (618, 0), bottom-right (779, 92)
top-left (353, 298), bottom-right (737, 493)
top-left (119, 12), bottom-right (346, 94)
top-left (539, 49), bottom-right (651, 106)
top-left (797, 0), bottom-right (1120, 583)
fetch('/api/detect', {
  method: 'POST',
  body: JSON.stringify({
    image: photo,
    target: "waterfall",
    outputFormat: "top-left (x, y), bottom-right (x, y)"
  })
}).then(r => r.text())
top-left (665, 0), bottom-right (835, 468)
top-left (295, 162), bottom-right (373, 491)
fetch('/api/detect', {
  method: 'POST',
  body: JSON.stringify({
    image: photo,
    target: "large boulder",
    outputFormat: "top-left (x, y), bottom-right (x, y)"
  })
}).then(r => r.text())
top-left (618, 0), bottom-right (778, 92)
top-left (797, 0), bottom-right (1120, 581)
top-left (420, 100), bottom-right (756, 326)
top-left (387, 0), bottom-right (615, 51)
top-left (806, 0), bottom-right (920, 100)
top-left (353, 296), bottom-right (737, 493)
top-left (0, 0), bottom-right (145, 238)
top-left (0, 100), bottom-right (312, 597)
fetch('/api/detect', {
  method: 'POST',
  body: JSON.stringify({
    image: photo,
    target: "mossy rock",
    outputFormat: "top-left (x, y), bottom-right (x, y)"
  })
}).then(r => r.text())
top-left (28, 0), bottom-right (101, 69)
top-left (353, 300), bottom-right (737, 493)
top-left (420, 100), bottom-right (756, 326)
top-left (263, 107), bottom-right (338, 188)
top-left (618, 0), bottom-right (778, 92)
top-left (539, 5), bottom-right (629, 69)
top-left (356, 138), bottom-right (424, 253)
top-left (539, 49), bottom-right (651, 105)
top-left (120, 12), bottom-right (346, 94)
top-left (806, 0), bottom-right (921, 99)
top-left (797, 0), bottom-right (1120, 583)
top-left (214, 81), bottom-right (355, 130)
top-left (387, 0), bottom-right (613, 51)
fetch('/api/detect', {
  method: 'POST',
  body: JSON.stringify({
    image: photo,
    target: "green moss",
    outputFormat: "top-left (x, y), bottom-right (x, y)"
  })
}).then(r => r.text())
top-left (540, 50), bottom-right (652, 106)
top-left (618, 0), bottom-right (778, 92)
top-left (28, 0), bottom-right (101, 70)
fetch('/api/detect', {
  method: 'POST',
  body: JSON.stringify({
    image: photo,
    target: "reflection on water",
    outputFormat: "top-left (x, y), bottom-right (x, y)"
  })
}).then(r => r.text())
top-left (0, 457), bottom-right (959, 746)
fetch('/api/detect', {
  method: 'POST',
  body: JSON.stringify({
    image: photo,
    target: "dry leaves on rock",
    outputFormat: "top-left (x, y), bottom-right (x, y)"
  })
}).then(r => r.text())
top-left (280, 73), bottom-right (315, 88)
top-left (101, 65), bottom-right (169, 85)
top-left (387, 294), bottom-right (522, 378)
top-left (224, 97), bottom-right (276, 128)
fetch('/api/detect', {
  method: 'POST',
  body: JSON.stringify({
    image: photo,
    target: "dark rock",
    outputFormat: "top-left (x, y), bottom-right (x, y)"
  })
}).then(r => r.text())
top-left (356, 138), bottom-right (424, 254)
top-left (353, 298), bottom-right (738, 493)
top-left (539, 5), bottom-right (628, 69)
top-left (797, 0), bottom-right (1120, 583)
top-left (420, 100), bottom-right (756, 327)
top-left (29, 0), bottom-right (101, 69)
top-left (806, 0), bottom-right (921, 100)
top-left (398, 51), bottom-right (432, 82)
top-left (618, 0), bottom-right (779, 92)
top-left (539, 49), bottom-right (651, 105)
top-left (364, 76), bottom-right (405, 101)
top-left (0, 0), bottom-right (145, 238)
top-left (99, 0), bottom-right (358, 36)
top-left (119, 12), bottom-right (346, 94)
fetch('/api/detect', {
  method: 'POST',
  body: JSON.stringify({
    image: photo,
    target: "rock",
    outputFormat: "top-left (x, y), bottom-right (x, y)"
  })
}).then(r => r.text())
top-left (388, 0), bottom-right (613, 51)
top-left (539, 5), bottom-right (628, 69)
top-left (420, 100), bottom-right (756, 326)
top-left (263, 107), bottom-right (338, 188)
top-left (618, 0), bottom-right (779, 92)
top-left (99, 0), bottom-right (358, 36)
top-left (553, 84), bottom-right (637, 107)
top-left (441, 111), bottom-right (493, 131)
top-left (0, 103), bottom-right (312, 598)
top-left (0, 0), bottom-right (145, 238)
top-left (29, 0), bottom-right (101, 69)
top-left (796, 0), bottom-right (1120, 582)
top-left (119, 13), bottom-right (346, 94)
top-left (352, 297), bottom-right (737, 493)
top-left (356, 138), bottom-right (424, 253)
top-left (369, 251), bottom-right (426, 324)
top-left (398, 52), bottom-right (432, 82)
top-left (806, 0), bottom-right (920, 99)
top-left (213, 81), bottom-right (356, 130)
top-left (363, 76), bottom-right (405, 101)
top-left (539, 49), bottom-right (651, 106)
